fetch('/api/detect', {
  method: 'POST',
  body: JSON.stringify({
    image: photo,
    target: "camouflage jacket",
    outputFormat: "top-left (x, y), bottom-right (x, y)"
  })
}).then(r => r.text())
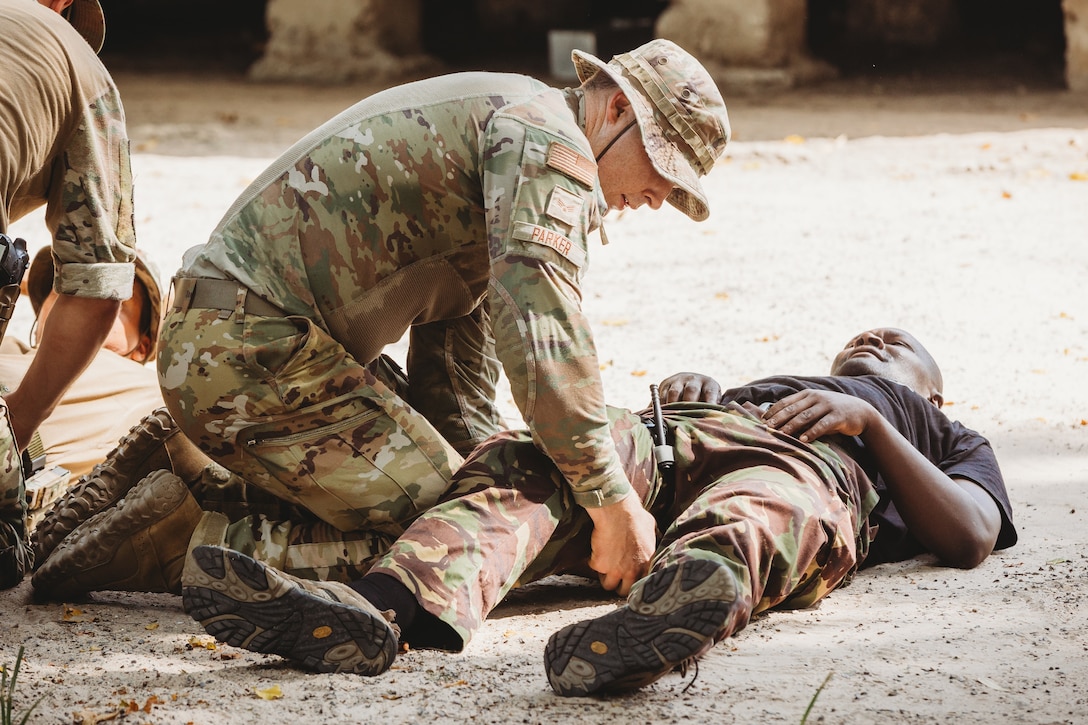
top-left (186, 72), bottom-right (631, 507)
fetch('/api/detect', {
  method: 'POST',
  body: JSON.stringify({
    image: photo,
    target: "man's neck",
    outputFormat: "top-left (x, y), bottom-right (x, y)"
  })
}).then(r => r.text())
top-left (562, 87), bottom-right (586, 133)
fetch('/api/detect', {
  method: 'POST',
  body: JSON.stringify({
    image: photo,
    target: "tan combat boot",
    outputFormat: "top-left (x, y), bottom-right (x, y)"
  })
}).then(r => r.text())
top-left (31, 470), bottom-right (203, 599)
top-left (31, 407), bottom-right (211, 565)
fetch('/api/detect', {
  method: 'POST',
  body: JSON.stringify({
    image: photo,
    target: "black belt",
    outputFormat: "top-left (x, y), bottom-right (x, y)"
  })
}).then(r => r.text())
top-left (172, 277), bottom-right (285, 319)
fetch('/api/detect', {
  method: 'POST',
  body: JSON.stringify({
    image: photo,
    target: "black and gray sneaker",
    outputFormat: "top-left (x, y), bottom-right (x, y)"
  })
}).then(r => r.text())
top-left (182, 545), bottom-right (399, 676)
top-left (544, 558), bottom-right (739, 696)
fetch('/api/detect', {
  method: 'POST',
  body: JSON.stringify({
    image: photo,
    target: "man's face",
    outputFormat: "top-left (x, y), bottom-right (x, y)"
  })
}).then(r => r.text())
top-left (830, 328), bottom-right (944, 406)
top-left (37, 0), bottom-right (73, 13)
top-left (102, 282), bottom-right (151, 360)
top-left (593, 96), bottom-right (675, 214)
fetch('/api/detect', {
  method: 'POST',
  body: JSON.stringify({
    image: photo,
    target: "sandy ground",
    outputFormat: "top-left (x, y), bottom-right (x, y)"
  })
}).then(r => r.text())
top-left (3, 71), bottom-right (1088, 724)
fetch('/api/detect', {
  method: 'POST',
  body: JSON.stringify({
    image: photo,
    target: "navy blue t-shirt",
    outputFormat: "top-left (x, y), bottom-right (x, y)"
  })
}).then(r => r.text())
top-left (720, 375), bottom-right (1017, 567)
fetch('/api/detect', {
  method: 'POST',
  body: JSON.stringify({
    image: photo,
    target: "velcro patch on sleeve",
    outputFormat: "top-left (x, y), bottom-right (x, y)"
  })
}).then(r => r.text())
top-left (545, 185), bottom-right (584, 227)
top-left (546, 142), bottom-right (596, 188)
top-left (512, 221), bottom-right (586, 268)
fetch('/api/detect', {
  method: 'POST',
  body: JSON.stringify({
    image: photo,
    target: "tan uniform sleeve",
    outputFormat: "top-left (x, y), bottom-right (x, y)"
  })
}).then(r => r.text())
top-left (45, 84), bottom-right (136, 300)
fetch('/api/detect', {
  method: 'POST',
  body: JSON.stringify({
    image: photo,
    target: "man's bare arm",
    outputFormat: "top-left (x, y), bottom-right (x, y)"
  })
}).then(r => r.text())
top-left (4, 294), bottom-right (119, 449)
top-left (763, 389), bottom-right (1001, 568)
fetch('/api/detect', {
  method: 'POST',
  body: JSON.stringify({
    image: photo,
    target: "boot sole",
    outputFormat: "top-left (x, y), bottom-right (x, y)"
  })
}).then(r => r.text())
top-left (31, 470), bottom-right (191, 598)
top-left (183, 546), bottom-right (397, 676)
top-left (544, 558), bottom-right (737, 696)
top-left (32, 408), bottom-right (179, 565)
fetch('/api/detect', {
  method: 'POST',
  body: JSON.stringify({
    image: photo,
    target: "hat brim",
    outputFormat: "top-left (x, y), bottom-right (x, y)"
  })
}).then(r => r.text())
top-left (64, 0), bottom-right (105, 54)
top-left (26, 247), bottom-right (55, 317)
top-left (572, 49), bottom-right (710, 222)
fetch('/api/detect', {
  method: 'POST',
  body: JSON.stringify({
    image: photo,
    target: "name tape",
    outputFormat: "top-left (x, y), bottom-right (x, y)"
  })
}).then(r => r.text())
top-left (512, 221), bottom-right (585, 267)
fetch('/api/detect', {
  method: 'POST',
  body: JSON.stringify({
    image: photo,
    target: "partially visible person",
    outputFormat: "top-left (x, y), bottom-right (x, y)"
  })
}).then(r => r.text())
top-left (0, 0), bottom-right (139, 588)
top-left (0, 247), bottom-right (164, 480)
top-left (32, 328), bottom-right (1016, 693)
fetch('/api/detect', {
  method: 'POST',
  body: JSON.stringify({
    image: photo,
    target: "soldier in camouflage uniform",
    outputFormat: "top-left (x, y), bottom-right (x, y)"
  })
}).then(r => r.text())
top-left (151, 38), bottom-right (730, 592)
top-left (0, 0), bottom-right (137, 589)
top-left (176, 328), bottom-right (1016, 691)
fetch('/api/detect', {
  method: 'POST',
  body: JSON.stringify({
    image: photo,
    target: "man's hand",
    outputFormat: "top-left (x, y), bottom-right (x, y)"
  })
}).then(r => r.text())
top-left (585, 492), bottom-right (658, 596)
top-left (762, 389), bottom-right (877, 443)
top-left (767, 388), bottom-right (1001, 568)
top-left (658, 372), bottom-right (722, 404)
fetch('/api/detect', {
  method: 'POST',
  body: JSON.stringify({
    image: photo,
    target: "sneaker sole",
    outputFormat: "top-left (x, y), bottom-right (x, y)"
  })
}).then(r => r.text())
top-left (183, 546), bottom-right (397, 676)
top-left (544, 558), bottom-right (737, 696)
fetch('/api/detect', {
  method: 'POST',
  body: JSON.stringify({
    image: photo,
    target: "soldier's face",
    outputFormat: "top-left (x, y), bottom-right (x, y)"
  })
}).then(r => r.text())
top-left (38, 279), bottom-right (153, 362)
top-left (594, 99), bottom-right (675, 214)
top-left (37, 0), bottom-right (73, 13)
top-left (102, 281), bottom-right (152, 360)
top-left (598, 133), bottom-right (674, 213)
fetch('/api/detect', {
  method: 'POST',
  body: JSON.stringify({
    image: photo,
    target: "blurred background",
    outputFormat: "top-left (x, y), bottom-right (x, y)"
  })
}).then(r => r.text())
top-left (95, 0), bottom-right (1074, 91)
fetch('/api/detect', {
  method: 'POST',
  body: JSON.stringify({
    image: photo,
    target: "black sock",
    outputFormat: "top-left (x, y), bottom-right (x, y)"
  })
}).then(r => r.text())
top-left (348, 572), bottom-right (464, 651)
top-left (348, 572), bottom-right (421, 632)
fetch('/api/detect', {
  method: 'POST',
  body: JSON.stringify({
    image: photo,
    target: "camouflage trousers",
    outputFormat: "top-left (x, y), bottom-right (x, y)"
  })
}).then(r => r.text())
top-left (158, 304), bottom-right (467, 540)
top-left (370, 402), bottom-right (879, 649)
top-left (0, 398), bottom-right (30, 590)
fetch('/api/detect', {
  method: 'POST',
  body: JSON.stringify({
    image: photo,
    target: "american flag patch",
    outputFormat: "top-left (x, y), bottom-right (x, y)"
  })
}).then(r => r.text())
top-left (546, 143), bottom-right (596, 188)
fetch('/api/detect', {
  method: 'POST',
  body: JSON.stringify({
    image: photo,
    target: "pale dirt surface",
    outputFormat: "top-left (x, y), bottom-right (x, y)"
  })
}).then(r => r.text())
top-left (3, 71), bottom-right (1088, 724)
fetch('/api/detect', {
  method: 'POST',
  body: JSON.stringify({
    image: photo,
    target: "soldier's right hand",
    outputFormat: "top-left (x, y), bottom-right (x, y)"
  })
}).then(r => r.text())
top-left (585, 492), bottom-right (658, 596)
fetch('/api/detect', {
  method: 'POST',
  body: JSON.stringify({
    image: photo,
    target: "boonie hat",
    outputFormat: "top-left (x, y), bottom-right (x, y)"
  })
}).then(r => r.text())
top-left (572, 39), bottom-right (731, 221)
top-left (27, 247), bottom-right (163, 360)
top-left (63, 0), bottom-right (106, 54)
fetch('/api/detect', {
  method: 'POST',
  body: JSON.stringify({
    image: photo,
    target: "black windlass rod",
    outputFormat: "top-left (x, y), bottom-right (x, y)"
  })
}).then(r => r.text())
top-left (649, 383), bottom-right (675, 475)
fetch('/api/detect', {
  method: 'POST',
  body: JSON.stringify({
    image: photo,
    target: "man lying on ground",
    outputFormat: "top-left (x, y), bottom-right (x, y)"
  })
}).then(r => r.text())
top-left (32, 328), bottom-right (1017, 696)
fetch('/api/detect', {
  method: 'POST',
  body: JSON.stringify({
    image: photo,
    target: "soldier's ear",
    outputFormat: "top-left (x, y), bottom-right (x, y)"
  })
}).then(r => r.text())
top-left (608, 90), bottom-right (632, 124)
top-left (929, 391), bottom-right (944, 408)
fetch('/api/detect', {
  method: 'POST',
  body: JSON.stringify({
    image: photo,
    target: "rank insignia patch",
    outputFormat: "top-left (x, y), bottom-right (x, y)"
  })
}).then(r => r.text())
top-left (546, 185), bottom-right (584, 227)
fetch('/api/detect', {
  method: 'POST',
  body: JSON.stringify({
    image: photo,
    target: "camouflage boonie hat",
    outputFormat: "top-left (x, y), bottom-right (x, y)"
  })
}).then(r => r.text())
top-left (27, 247), bottom-right (163, 362)
top-left (573, 39), bottom-right (731, 222)
top-left (62, 0), bottom-right (106, 54)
